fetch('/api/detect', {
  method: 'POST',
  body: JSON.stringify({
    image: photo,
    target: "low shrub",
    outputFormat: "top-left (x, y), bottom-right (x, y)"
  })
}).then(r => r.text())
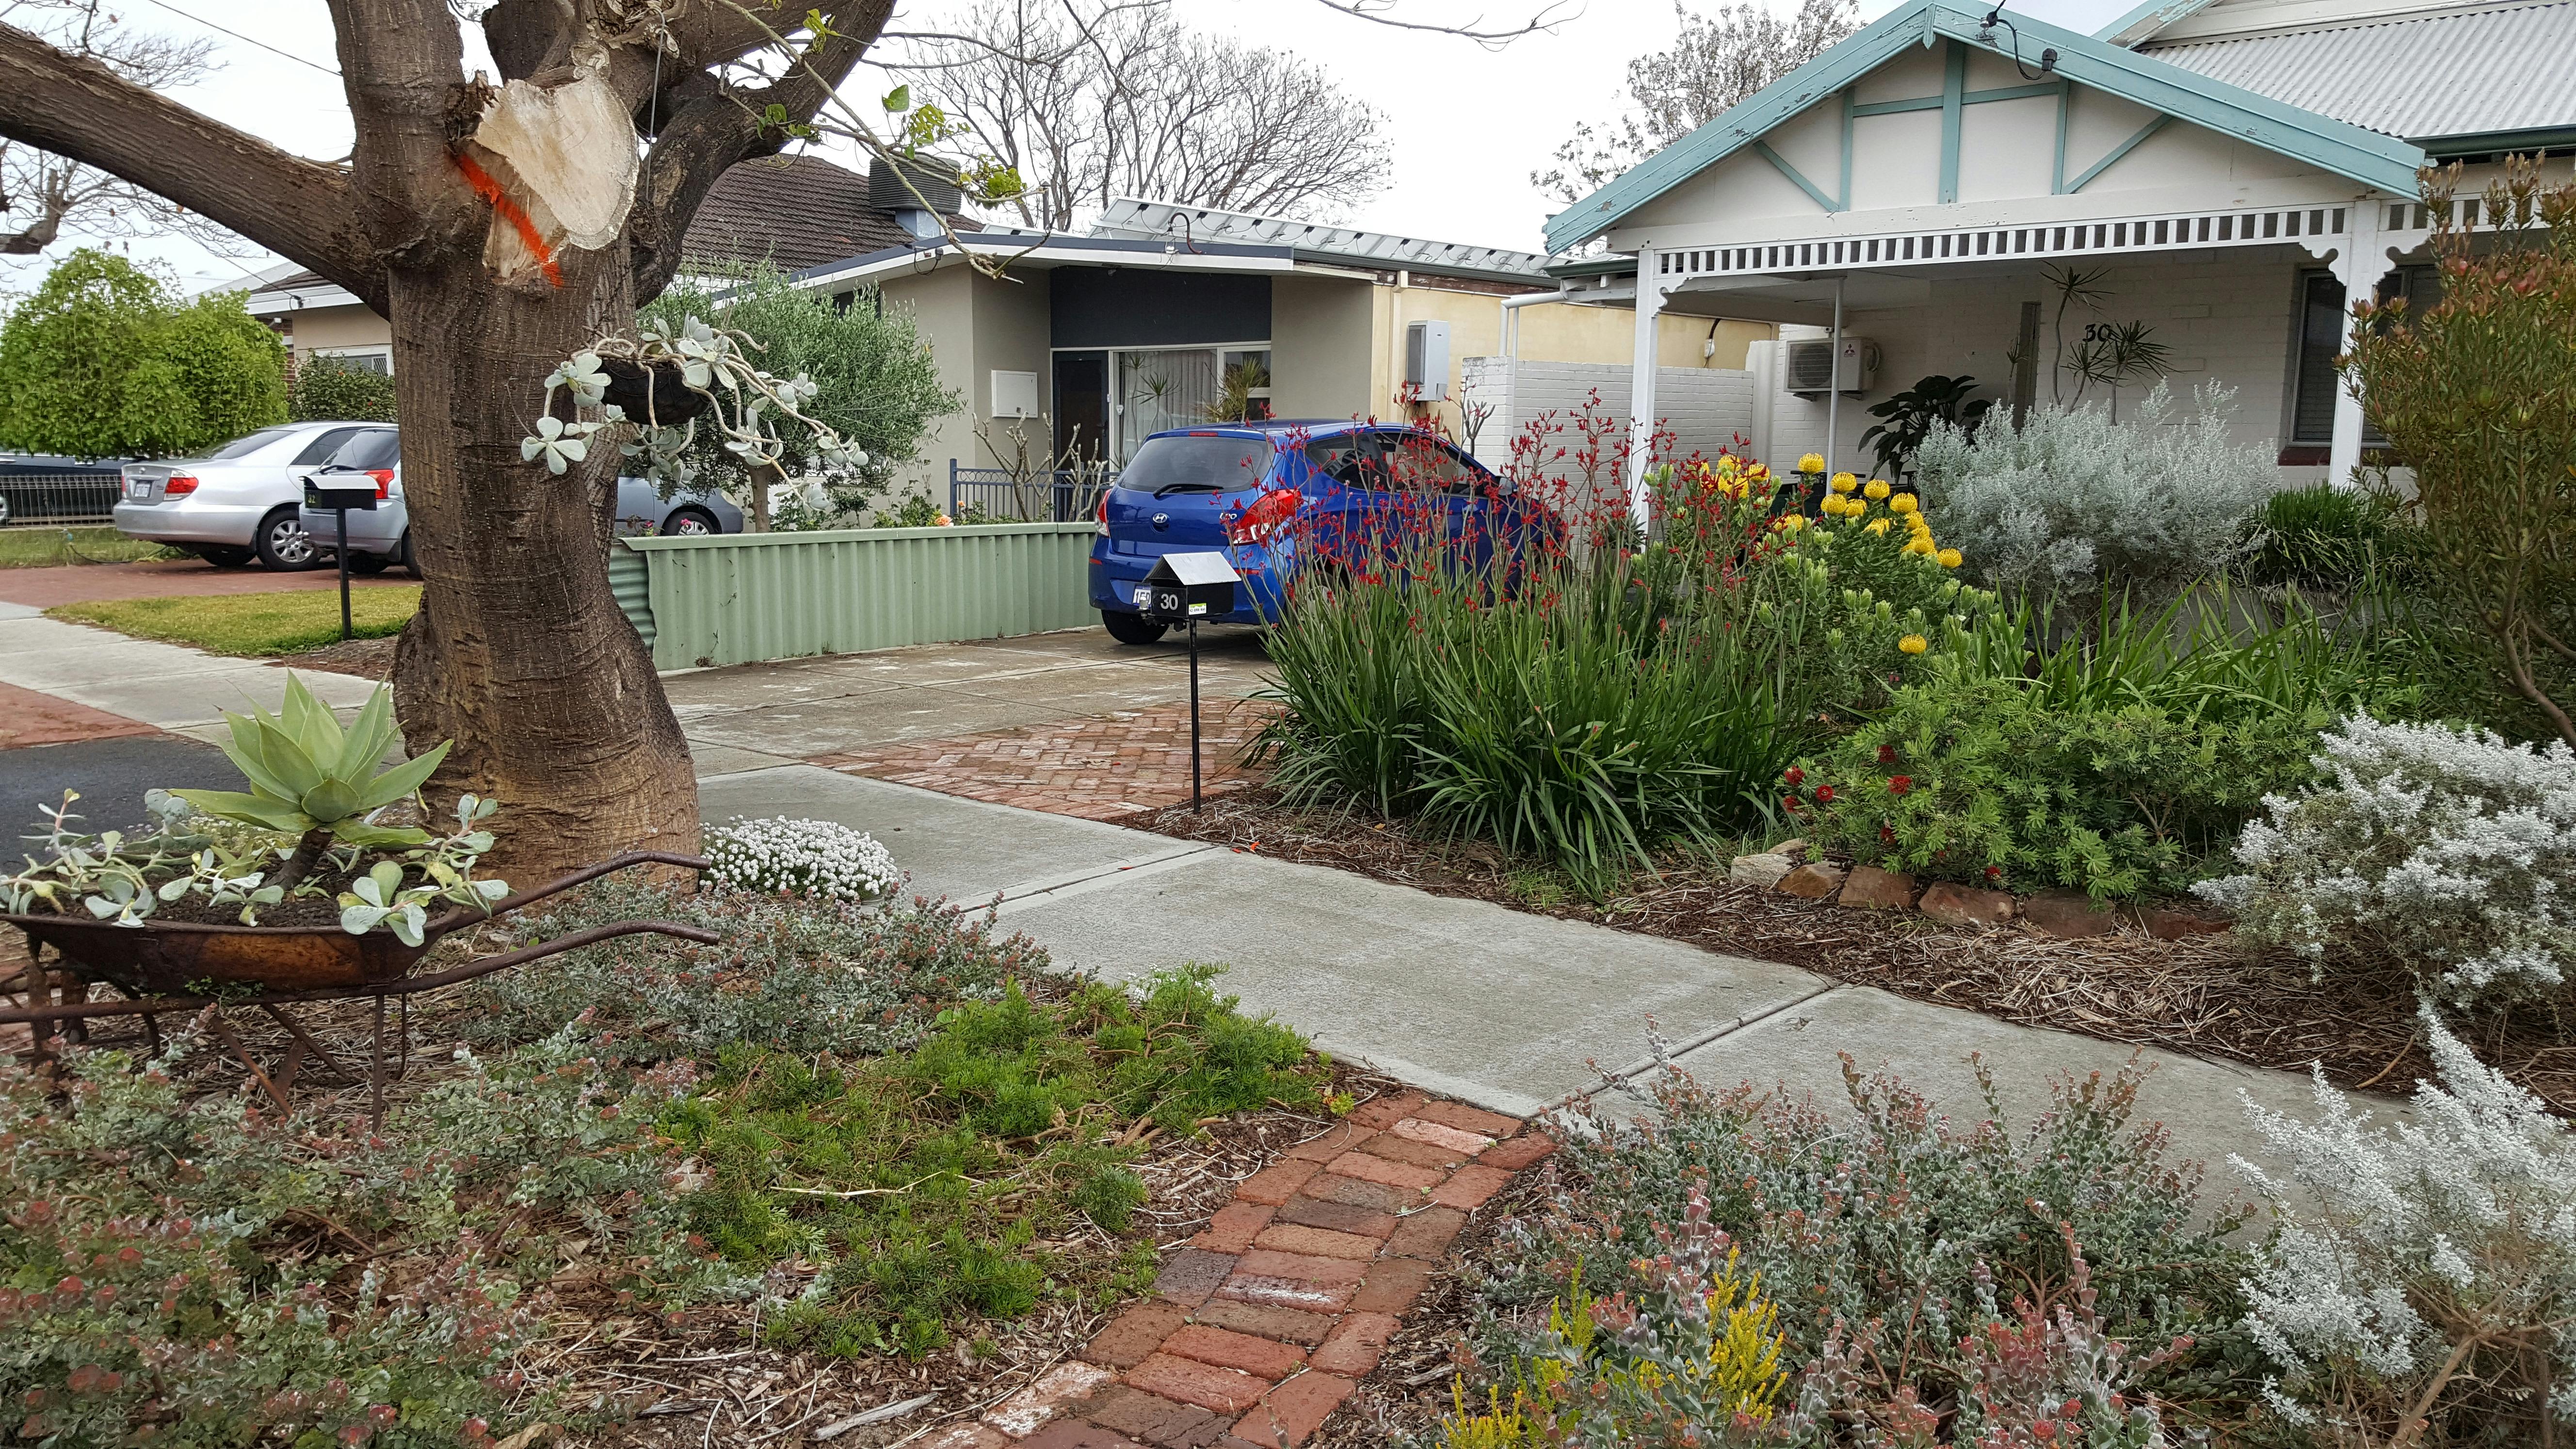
top-left (2237, 1007), bottom-right (2576, 1443)
top-left (702, 815), bottom-right (902, 902)
top-left (689, 966), bottom-right (1331, 1358)
top-left (2199, 714), bottom-right (2576, 1007)
top-left (1792, 665), bottom-right (2333, 899)
top-left (1795, 588), bottom-right (2423, 899)
top-left (467, 877), bottom-right (1043, 1059)
top-left (1459, 1054), bottom-right (2263, 1445)
top-left (1916, 381), bottom-right (2285, 599)
top-left (0, 1027), bottom-right (727, 1449)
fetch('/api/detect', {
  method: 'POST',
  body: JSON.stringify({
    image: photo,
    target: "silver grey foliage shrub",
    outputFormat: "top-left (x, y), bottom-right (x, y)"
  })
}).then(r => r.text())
top-left (2234, 1006), bottom-right (2576, 1438)
top-left (1915, 381), bottom-right (2285, 596)
top-left (2198, 714), bottom-right (2576, 1007)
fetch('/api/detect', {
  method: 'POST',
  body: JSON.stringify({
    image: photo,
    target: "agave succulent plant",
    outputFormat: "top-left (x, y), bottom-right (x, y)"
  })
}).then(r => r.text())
top-left (171, 675), bottom-right (449, 888)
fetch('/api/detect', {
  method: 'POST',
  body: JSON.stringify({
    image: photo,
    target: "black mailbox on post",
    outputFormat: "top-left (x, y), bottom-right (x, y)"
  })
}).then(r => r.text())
top-left (1137, 551), bottom-right (1239, 625)
top-left (303, 469), bottom-right (381, 644)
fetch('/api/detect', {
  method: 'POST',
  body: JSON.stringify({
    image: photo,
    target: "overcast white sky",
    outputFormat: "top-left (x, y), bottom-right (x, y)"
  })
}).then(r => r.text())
top-left (0, 0), bottom-right (2136, 299)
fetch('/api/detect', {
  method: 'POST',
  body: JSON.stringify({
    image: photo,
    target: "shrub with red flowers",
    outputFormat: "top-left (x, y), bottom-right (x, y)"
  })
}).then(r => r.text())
top-left (1783, 664), bottom-right (2343, 900)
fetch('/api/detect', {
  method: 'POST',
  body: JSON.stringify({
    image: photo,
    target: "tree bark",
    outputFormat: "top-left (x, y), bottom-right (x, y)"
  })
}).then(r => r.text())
top-left (386, 242), bottom-right (700, 877)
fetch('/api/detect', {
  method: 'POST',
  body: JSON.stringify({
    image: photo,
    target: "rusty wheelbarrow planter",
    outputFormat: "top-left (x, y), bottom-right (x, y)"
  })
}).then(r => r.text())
top-left (3, 851), bottom-right (720, 1123)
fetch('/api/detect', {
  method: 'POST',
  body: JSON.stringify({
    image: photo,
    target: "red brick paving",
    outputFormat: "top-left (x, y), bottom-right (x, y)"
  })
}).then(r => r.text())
top-left (967, 1096), bottom-right (1554, 1449)
top-left (0, 680), bottom-right (157, 750)
top-left (818, 699), bottom-right (1280, 821)
top-left (0, 558), bottom-right (412, 609)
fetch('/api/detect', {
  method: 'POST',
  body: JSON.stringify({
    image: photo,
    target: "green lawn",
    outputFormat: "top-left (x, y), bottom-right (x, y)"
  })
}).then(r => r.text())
top-left (0, 527), bottom-right (180, 569)
top-left (49, 586), bottom-right (420, 656)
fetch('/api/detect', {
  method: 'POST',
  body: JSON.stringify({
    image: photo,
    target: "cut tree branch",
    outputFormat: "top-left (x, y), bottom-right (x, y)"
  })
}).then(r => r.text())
top-left (0, 17), bottom-right (381, 304)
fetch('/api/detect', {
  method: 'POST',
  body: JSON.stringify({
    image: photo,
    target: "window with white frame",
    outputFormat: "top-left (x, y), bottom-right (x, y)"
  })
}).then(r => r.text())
top-left (308, 346), bottom-right (393, 376)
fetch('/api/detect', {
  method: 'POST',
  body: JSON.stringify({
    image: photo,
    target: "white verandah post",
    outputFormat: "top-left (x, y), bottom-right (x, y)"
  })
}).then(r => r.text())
top-left (1628, 275), bottom-right (1666, 531)
top-left (2329, 198), bottom-right (2386, 488)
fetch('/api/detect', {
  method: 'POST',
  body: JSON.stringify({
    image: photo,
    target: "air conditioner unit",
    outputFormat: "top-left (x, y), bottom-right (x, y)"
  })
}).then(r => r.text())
top-left (1783, 337), bottom-right (1879, 395)
top-left (1404, 320), bottom-right (1450, 402)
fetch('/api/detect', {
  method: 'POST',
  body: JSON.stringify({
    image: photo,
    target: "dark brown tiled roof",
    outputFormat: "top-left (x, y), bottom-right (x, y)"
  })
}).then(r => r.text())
top-left (684, 154), bottom-right (964, 274)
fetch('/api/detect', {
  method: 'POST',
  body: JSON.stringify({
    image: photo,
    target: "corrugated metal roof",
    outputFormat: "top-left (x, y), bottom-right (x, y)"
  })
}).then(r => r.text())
top-left (1093, 198), bottom-right (1554, 281)
top-left (2142, 1), bottom-right (2576, 144)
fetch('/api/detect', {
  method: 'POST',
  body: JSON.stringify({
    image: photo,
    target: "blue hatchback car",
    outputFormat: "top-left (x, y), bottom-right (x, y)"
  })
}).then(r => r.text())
top-left (1089, 420), bottom-right (1555, 644)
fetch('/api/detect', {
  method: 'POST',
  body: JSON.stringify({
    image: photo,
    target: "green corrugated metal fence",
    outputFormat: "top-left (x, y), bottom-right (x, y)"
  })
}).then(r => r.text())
top-left (614, 523), bottom-right (1097, 671)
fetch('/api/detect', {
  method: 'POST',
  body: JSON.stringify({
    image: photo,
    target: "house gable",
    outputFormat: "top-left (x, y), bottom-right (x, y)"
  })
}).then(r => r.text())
top-left (1545, 0), bottom-right (2425, 254)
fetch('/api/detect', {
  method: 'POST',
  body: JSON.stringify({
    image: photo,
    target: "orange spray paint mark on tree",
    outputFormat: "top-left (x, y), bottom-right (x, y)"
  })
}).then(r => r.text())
top-left (454, 153), bottom-right (564, 289)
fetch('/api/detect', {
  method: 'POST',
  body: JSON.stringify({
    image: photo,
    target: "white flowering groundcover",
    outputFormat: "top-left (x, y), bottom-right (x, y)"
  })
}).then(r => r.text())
top-left (2199, 714), bottom-right (2576, 1006)
top-left (703, 816), bottom-right (902, 903)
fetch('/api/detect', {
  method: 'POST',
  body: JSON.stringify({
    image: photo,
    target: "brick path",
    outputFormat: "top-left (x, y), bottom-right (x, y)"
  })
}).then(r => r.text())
top-left (0, 558), bottom-right (411, 609)
top-left (926, 1091), bottom-right (1554, 1449)
top-left (818, 699), bottom-right (1281, 821)
top-left (0, 680), bottom-right (160, 749)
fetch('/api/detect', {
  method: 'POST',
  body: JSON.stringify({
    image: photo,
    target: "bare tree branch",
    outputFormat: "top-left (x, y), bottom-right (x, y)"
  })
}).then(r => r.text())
top-left (905, 0), bottom-right (1390, 232)
top-left (0, 16), bottom-right (377, 299)
top-left (1304, 0), bottom-right (1580, 47)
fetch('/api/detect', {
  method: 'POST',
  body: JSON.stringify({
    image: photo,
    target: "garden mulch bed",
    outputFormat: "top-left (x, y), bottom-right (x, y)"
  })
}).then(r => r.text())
top-left (1139, 789), bottom-right (2576, 1114)
top-left (274, 634), bottom-right (397, 679)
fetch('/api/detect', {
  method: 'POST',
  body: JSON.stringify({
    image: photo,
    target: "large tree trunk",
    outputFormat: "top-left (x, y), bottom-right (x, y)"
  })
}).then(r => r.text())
top-left (387, 242), bottom-right (699, 879)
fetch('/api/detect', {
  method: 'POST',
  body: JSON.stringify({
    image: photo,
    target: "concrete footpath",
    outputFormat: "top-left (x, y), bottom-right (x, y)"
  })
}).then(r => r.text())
top-left (702, 764), bottom-right (2349, 1178)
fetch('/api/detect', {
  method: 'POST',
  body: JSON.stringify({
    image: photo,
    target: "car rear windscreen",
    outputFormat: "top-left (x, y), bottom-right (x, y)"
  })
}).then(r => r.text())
top-left (330, 431), bottom-right (402, 469)
top-left (1121, 436), bottom-right (1273, 492)
top-left (206, 427), bottom-right (299, 460)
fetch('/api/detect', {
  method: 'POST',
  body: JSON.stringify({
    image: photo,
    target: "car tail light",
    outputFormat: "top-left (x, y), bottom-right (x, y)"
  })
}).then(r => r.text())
top-left (1095, 491), bottom-right (1111, 537)
top-left (1226, 487), bottom-right (1302, 547)
top-left (161, 474), bottom-right (198, 496)
top-left (366, 468), bottom-right (395, 499)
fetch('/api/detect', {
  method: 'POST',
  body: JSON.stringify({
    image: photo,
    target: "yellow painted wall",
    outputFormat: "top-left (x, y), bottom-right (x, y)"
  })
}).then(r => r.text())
top-left (284, 305), bottom-right (392, 360)
top-left (1367, 280), bottom-right (1774, 434)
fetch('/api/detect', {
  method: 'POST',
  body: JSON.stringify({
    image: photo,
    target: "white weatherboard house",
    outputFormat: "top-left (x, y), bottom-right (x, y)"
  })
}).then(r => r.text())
top-left (1542, 0), bottom-right (2576, 512)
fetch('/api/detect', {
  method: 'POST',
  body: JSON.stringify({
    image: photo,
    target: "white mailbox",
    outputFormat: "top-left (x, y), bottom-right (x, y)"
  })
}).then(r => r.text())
top-left (990, 370), bottom-right (1040, 419)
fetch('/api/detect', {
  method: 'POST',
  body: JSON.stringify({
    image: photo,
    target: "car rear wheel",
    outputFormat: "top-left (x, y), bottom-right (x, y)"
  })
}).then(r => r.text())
top-left (344, 552), bottom-right (391, 575)
top-left (660, 506), bottom-right (720, 536)
top-left (1101, 609), bottom-right (1167, 646)
top-left (254, 506), bottom-right (320, 571)
top-left (398, 530), bottom-right (420, 579)
top-left (193, 545), bottom-right (255, 567)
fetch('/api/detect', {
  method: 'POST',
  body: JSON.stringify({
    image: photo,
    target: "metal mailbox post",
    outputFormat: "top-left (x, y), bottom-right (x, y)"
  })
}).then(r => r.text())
top-left (302, 473), bottom-right (380, 643)
top-left (1136, 551), bottom-right (1241, 811)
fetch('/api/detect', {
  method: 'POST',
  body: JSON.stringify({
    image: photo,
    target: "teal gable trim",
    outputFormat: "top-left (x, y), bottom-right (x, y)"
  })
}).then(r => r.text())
top-left (1754, 140), bottom-right (1840, 212)
top-left (2096, 0), bottom-right (2221, 48)
top-left (2065, 113), bottom-right (2171, 191)
top-left (1938, 39), bottom-right (1966, 204)
top-left (1542, 0), bottom-right (2426, 255)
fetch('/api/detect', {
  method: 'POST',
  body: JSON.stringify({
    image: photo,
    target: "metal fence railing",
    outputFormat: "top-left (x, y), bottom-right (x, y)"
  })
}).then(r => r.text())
top-left (0, 471), bottom-right (122, 528)
top-left (948, 462), bottom-right (1116, 524)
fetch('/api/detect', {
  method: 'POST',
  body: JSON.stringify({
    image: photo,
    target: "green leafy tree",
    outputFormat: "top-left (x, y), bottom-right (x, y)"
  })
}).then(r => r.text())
top-left (0, 247), bottom-right (284, 458)
top-left (640, 262), bottom-right (958, 528)
top-left (289, 352), bottom-right (400, 423)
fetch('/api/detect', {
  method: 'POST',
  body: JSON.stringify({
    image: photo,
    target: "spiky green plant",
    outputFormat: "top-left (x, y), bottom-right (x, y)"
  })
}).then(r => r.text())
top-left (171, 674), bottom-right (449, 889)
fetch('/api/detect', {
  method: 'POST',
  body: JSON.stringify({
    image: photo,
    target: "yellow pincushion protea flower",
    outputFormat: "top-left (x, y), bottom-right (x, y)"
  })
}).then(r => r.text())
top-left (1905, 536), bottom-right (1936, 556)
top-left (1889, 493), bottom-right (1918, 515)
top-left (1829, 474), bottom-right (1858, 494)
top-left (1797, 452), bottom-right (1826, 473)
top-left (1899, 634), bottom-right (1929, 654)
top-left (1772, 513), bottom-right (1807, 532)
top-left (1863, 479), bottom-right (1891, 500)
top-left (1937, 547), bottom-right (1964, 568)
top-left (1866, 517), bottom-right (1891, 535)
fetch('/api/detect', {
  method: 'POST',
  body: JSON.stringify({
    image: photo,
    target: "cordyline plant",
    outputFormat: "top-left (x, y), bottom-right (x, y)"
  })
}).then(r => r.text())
top-left (2345, 155), bottom-right (2576, 745)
